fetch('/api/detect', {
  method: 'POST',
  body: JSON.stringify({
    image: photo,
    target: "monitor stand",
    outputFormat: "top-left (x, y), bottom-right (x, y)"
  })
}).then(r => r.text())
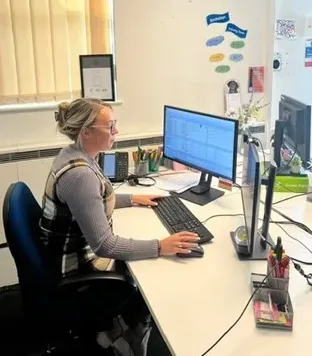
top-left (230, 230), bottom-right (274, 260)
top-left (170, 172), bottom-right (224, 206)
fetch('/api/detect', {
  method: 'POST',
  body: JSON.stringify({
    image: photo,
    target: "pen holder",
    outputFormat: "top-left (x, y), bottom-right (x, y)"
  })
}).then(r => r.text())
top-left (134, 160), bottom-right (149, 177)
top-left (267, 259), bottom-right (289, 292)
top-left (149, 158), bottom-right (161, 172)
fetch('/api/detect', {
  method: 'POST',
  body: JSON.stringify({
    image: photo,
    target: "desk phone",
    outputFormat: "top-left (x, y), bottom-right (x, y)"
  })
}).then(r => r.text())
top-left (98, 152), bottom-right (129, 182)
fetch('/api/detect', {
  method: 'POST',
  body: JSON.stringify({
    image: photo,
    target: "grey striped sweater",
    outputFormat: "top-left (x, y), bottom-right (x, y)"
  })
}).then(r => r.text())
top-left (46, 144), bottom-right (159, 262)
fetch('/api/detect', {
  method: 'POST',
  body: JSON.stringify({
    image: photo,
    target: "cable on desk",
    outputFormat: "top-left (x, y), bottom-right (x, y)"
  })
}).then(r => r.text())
top-left (261, 200), bottom-right (312, 236)
top-left (201, 213), bottom-right (244, 225)
top-left (200, 268), bottom-right (275, 356)
top-left (233, 183), bottom-right (242, 189)
top-left (113, 181), bottom-right (127, 191)
top-left (272, 222), bottom-right (312, 255)
top-left (272, 192), bottom-right (312, 205)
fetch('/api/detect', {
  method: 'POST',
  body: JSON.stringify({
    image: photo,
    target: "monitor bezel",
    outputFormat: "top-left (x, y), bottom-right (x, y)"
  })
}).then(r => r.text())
top-left (241, 140), bottom-right (261, 254)
top-left (163, 105), bottom-right (238, 183)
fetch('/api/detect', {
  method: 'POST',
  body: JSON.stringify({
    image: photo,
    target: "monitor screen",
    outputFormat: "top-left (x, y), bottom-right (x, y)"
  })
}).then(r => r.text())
top-left (163, 106), bottom-right (238, 182)
top-left (279, 95), bottom-right (311, 162)
top-left (241, 141), bottom-right (261, 251)
top-left (102, 153), bottom-right (116, 178)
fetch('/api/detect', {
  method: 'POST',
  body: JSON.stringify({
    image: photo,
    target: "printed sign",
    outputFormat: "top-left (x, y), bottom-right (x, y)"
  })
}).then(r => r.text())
top-left (206, 12), bottom-right (230, 26)
top-left (226, 23), bottom-right (248, 39)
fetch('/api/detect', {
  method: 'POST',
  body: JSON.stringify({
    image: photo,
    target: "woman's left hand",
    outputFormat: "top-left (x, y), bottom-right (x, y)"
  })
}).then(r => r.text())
top-left (131, 195), bottom-right (162, 207)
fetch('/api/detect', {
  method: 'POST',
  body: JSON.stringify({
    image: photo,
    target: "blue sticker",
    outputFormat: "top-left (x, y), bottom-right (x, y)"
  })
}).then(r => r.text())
top-left (206, 12), bottom-right (230, 26)
top-left (229, 53), bottom-right (244, 62)
top-left (226, 23), bottom-right (248, 39)
top-left (205, 35), bottom-right (225, 47)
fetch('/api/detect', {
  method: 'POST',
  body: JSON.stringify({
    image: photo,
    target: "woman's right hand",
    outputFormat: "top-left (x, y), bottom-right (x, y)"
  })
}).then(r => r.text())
top-left (159, 231), bottom-right (199, 256)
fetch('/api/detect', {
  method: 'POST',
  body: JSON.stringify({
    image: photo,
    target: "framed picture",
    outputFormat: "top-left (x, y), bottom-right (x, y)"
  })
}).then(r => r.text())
top-left (79, 54), bottom-right (115, 101)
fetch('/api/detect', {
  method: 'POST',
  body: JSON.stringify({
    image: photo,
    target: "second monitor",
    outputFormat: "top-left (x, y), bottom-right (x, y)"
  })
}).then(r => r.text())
top-left (163, 106), bottom-right (238, 205)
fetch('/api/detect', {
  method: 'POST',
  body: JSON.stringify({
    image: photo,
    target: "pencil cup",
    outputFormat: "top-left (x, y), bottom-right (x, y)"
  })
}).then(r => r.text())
top-left (267, 258), bottom-right (289, 292)
top-left (134, 160), bottom-right (149, 177)
top-left (149, 158), bottom-right (160, 172)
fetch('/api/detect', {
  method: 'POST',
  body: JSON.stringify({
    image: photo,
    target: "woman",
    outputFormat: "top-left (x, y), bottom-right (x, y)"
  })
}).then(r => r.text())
top-left (40, 98), bottom-right (198, 355)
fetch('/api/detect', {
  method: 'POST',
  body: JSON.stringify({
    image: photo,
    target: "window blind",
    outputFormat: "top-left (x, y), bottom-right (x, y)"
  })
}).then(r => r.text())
top-left (0, 0), bottom-right (112, 104)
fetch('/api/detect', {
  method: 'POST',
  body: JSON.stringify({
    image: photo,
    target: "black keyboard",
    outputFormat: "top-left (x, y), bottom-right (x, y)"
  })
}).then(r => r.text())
top-left (152, 196), bottom-right (214, 244)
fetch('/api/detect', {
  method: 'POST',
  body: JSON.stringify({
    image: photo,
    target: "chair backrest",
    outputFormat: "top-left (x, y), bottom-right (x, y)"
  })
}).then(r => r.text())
top-left (2, 182), bottom-right (55, 291)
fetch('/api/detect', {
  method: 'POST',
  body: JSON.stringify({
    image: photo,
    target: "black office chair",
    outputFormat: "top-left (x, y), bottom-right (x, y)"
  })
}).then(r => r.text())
top-left (2, 181), bottom-right (137, 354)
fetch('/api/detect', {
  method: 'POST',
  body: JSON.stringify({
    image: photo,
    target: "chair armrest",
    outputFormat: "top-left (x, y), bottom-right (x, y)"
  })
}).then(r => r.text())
top-left (58, 270), bottom-right (137, 293)
top-left (55, 271), bottom-right (138, 319)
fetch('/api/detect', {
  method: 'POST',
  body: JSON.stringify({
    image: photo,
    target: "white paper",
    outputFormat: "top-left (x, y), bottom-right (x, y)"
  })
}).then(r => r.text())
top-left (82, 67), bottom-right (113, 99)
top-left (275, 19), bottom-right (296, 40)
top-left (225, 93), bottom-right (241, 112)
top-left (155, 172), bottom-right (200, 193)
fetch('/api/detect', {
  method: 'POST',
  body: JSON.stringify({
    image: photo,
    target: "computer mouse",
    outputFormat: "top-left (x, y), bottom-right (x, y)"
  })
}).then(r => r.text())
top-left (177, 245), bottom-right (204, 258)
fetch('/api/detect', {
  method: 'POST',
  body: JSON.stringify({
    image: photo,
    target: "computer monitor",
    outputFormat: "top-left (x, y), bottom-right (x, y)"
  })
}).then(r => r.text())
top-left (260, 162), bottom-right (277, 249)
top-left (274, 95), bottom-right (311, 172)
top-left (230, 137), bottom-right (274, 260)
top-left (163, 105), bottom-right (238, 205)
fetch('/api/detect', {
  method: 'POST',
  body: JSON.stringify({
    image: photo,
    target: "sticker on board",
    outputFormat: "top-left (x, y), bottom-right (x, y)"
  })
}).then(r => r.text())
top-left (206, 35), bottom-right (225, 47)
top-left (230, 41), bottom-right (245, 49)
top-left (209, 53), bottom-right (225, 62)
top-left (215, 65), bottom-right (231, 74)
top-left (229, 53), bottom-right (244, 62)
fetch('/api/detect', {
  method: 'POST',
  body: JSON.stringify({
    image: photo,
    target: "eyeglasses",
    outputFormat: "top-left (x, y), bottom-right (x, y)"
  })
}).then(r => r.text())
top-left (90, 120), bottom-right (117, 133)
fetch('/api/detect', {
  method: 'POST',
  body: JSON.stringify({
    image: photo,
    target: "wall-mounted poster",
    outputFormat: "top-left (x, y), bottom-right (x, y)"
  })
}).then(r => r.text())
top-left (79, 54), bottom-right (115, 101)
top-left (248, 66), bottom-right (264, 93)
top-left (275, 19), bottom-right (296, 40)
top-left (305, 39), bottom-right (312, 67)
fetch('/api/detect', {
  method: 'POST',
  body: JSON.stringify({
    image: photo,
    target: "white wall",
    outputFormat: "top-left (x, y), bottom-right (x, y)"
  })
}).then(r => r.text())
top-left (114, 0), bottom-right (274, 136)
top-left (271, 0), bottom-right (312, 132)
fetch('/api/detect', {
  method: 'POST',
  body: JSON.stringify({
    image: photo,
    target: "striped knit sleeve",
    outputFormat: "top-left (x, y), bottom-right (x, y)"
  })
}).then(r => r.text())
top-left (56, 166), bottom-right (159, 260)
top-left (115, 194), bottom-right (132, 209)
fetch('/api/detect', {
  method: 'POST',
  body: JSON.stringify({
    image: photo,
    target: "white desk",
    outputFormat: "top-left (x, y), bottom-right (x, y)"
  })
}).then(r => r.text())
top-left (113, 175), bottom-right (312, 356)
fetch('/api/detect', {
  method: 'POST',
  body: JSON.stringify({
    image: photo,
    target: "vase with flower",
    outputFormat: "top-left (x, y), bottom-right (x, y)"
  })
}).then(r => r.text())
top-left (225, 93), bottom-right (270, 154)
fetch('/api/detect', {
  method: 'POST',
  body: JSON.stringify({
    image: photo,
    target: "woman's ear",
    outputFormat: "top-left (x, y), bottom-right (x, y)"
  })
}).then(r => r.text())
top-left (80, 127), bottom-right (91, 139)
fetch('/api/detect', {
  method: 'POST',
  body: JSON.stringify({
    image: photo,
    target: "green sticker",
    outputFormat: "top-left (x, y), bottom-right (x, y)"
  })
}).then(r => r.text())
top-left (215, 65), bottom-right (231, 73)
top-left (231, 41), bottom-right (245, 49)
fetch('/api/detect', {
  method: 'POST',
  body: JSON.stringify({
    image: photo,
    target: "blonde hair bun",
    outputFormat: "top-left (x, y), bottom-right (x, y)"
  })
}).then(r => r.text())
top-left (55, 98), bottom-right (112, 142)
top-left (55, 101), bottom-right (70, 124)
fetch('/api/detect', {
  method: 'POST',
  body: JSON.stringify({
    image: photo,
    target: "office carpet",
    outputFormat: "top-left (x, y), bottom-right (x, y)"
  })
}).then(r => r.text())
top-left (0, 284), bottom-right (172, 356)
